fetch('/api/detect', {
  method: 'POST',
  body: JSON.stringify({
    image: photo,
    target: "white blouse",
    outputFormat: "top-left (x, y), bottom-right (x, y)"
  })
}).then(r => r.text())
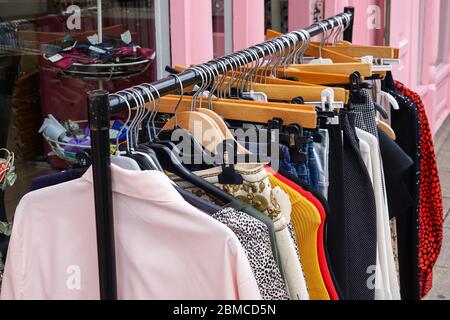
top-left (356, 129), bottom-right (401, 300)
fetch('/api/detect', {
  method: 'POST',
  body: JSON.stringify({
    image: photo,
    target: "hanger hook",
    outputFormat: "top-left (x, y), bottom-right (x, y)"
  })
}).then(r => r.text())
top-left (166, 73), bottom-right (184, 129)
top-left (253, 44), bottom-right (268, 84)
top-left (247, 47), bottom-right (261, 90)
top-left (300, 29), bottom-right (311, 63)
top-left (190, 66), bottom-right (206, 111)
top-left (291, 30), bottom-right (306, 64)
top-left (123, 88), bottom-right (144, 149)
top-left (238, 50), bottom-right (253, 90)
top-left (263, 41), bottom-right (277, 81)
top-left (129, 87), bottom-right (148, 148)
top-left (145, 84), bottom-right (161, 140)
top-left (110, 91), bottom-right (133, 153)
top-left (266, 41), bottom-right (278, 81)
top-left (215, 58), bottom-right (228, 99)
top-left (199, 64), bottom-right (215, 107)
top-left (341, 13), bottom-right (352, 40)
top-left (273, 38), bottom-right (286, 78)
top-left (317, 21), bottom-right (329, 59)
top-left (330, 16), bottom-right (343, 44)
top-left (134, 84), bottom-right (156, 142)
top-left (205, 61), bottom-right (221, 109)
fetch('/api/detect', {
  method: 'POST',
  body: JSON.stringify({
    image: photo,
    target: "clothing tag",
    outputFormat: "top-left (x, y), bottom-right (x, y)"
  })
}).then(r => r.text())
top-left (121, 30), bottom-right (132, 44)
top-left (326, 116), bottom-right (340, 125)
top-left (48, 53), bottom-right (63, 63)
top-left (87, 34), bottom-right (100, 45)
top-left (89, 46), bottom-right (107, 54)
top-left (62, 40), bottom-right (77, 52)
top-left (361, 55), bottom-right (374, 64)
top-left (309, 58), bottom-right (333, 65)
top-left (110, 129), bottom-right (120, 140)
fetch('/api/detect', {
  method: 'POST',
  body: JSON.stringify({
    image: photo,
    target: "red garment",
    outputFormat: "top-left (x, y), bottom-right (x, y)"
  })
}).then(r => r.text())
top-left (265, 165), bottom-right (340, 300)
top-left (395, 81), bottom-right (444, 298)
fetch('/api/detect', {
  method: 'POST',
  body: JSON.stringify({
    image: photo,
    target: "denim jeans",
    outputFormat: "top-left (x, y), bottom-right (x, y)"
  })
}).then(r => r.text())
top-left (294, 131), bottom-right (319, 191)
top-left (279, 145), bottom-right (299, 178)
top-left (313, 129), bottom-right (330, 199)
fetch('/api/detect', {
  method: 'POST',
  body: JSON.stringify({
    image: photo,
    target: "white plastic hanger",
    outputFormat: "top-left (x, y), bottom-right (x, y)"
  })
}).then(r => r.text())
top-left (381, 91), bottom-right (400, 110)
top-left (309, 21), bottom-right (334, 65)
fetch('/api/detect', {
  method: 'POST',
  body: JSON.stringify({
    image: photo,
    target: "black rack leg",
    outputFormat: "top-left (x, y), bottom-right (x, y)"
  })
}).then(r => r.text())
top-left (88, 90), bottom-right (117, 300)
top-left (0, 190), bottom-right (6, 222)
top-left (343, 6), bottom-right (355, 42)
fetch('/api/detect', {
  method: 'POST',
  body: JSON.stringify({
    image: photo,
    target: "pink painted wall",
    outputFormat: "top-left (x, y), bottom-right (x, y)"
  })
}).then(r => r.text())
top-left (288, 0), bottom-right (383, 44)
top-left (322, 0), bottom-right (450, 133)
top-left (168, 0), bottom-right (450, 133)
top-left (170, 0), bottom-right (214, 66)
top-left (233, 0), bottom-right (265, 51)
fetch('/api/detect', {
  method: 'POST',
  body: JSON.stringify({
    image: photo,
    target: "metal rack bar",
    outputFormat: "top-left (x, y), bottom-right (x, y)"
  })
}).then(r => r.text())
top-left (107, 9), bottom-right (355, 115)
top-left (88, 7), bottom-right (355, 300)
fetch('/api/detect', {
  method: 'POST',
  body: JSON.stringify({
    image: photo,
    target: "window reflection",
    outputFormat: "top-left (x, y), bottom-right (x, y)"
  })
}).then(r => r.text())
top-left (212, 0), bottom-right (225, 58)
top-left (265, 0), bottom-right (288, 33)
top-left (0, 0), bottom-right (160, 168)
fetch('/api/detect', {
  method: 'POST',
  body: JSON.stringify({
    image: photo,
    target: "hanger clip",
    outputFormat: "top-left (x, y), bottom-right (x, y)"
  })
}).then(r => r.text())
top-left (285, 124), bottom-right (308, 164)
top-left (267, 118), bottom-right (283, 157)
top-left (217, 140), bottom-right (244, 185)
top-left (349, 72), bottom-right (364, 104)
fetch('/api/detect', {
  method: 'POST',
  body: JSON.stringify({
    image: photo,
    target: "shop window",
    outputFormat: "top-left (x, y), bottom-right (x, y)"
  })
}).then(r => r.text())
top-left (0, 0), bottom-right (168, 166)
top-left (212, 0), bottom-right (232, 58)
top-left (265, 0), bottom-right (289, 33)
top-left (437, 0), bottom-right (450, 65)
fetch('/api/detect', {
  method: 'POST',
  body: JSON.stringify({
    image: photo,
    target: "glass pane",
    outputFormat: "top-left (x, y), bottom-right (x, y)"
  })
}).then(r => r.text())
top-left (265, 0), bottom-right (288, 33)
top-left (212, 0), bottom-right (225, 58)
top-left (0, 0), bottom-right (165, 217)
top-left (438, 0), bottom-right (450, 64)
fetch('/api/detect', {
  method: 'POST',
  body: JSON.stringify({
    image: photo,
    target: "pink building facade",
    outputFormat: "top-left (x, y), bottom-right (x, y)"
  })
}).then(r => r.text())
top-left (169, 0), bottom-right (450, 134)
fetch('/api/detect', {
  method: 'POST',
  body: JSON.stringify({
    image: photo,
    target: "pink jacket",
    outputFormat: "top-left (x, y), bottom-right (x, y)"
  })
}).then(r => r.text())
top-left (1, 165), bottom-right (261, 300)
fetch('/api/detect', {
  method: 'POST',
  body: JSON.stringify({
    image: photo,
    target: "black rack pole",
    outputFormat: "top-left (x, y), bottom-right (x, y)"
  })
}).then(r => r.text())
top-left (0, 191), bottom-right (6, 222)
top-left (88, 90), bottom-right (117, 300)
top-left (343, 6), bottom-right (355, 42)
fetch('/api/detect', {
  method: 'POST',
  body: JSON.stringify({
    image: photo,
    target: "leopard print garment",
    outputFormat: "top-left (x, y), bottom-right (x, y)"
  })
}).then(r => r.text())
top-left (395, 82), bottom-right (444, 298)
top-left (212, 208), bottom-right (290, 300)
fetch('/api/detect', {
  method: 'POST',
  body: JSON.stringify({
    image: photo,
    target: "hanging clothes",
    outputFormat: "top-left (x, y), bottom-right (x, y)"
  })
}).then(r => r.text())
top-left (1, 165), bottom-right (262, 300)
top-left (266, 168), bottom-right (330, 300)
top-left (211, 207), bottom-right (290, 300)
top-left (385, 81), bottom-right (422, 300)
top-left (266, 166), bottom-right (339, 300)
top-left (168, 165), bottom-right (310, 300)
top-left (356, 128), bottom-right (401, 300)
top-left (340, 112), bottom-right (378, 300)
top-left (394, 81), bottom-right (444, 298)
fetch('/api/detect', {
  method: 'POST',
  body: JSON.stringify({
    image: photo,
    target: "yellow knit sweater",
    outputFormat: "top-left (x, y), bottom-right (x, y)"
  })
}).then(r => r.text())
top-left (268, 174), bottom-right (330, 300)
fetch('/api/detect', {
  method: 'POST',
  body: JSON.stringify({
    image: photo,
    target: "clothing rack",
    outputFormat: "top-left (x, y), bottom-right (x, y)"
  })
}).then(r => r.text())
top-left (86, 6), bottom-right (355, 300)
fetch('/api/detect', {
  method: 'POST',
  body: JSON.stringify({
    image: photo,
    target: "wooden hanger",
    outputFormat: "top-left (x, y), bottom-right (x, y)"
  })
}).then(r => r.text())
top-left (249, 83), bottom-right (348, 103)
top-left (155, 95), bottom-right (318, 129)
top-left (157, 74), bottom-right (229, 155)
top-left (266, 29), bottom-right (359, 63)
top-left (161, 110), bottom-right (227, 155)
top-left (330, 41), bottom-right (399, 59)
top-left (265, 29), bottom-right (380, 77)
top-left (377, 120), bottom-right (397, 141)
top-left (234, 65), bottom-right (360, 85)
top-left (197, 108), bottom-right (250, 154)
top-left (216, 79), bottom-right (348, 103)
top-left (286, 63), bottom-right (373, 77)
